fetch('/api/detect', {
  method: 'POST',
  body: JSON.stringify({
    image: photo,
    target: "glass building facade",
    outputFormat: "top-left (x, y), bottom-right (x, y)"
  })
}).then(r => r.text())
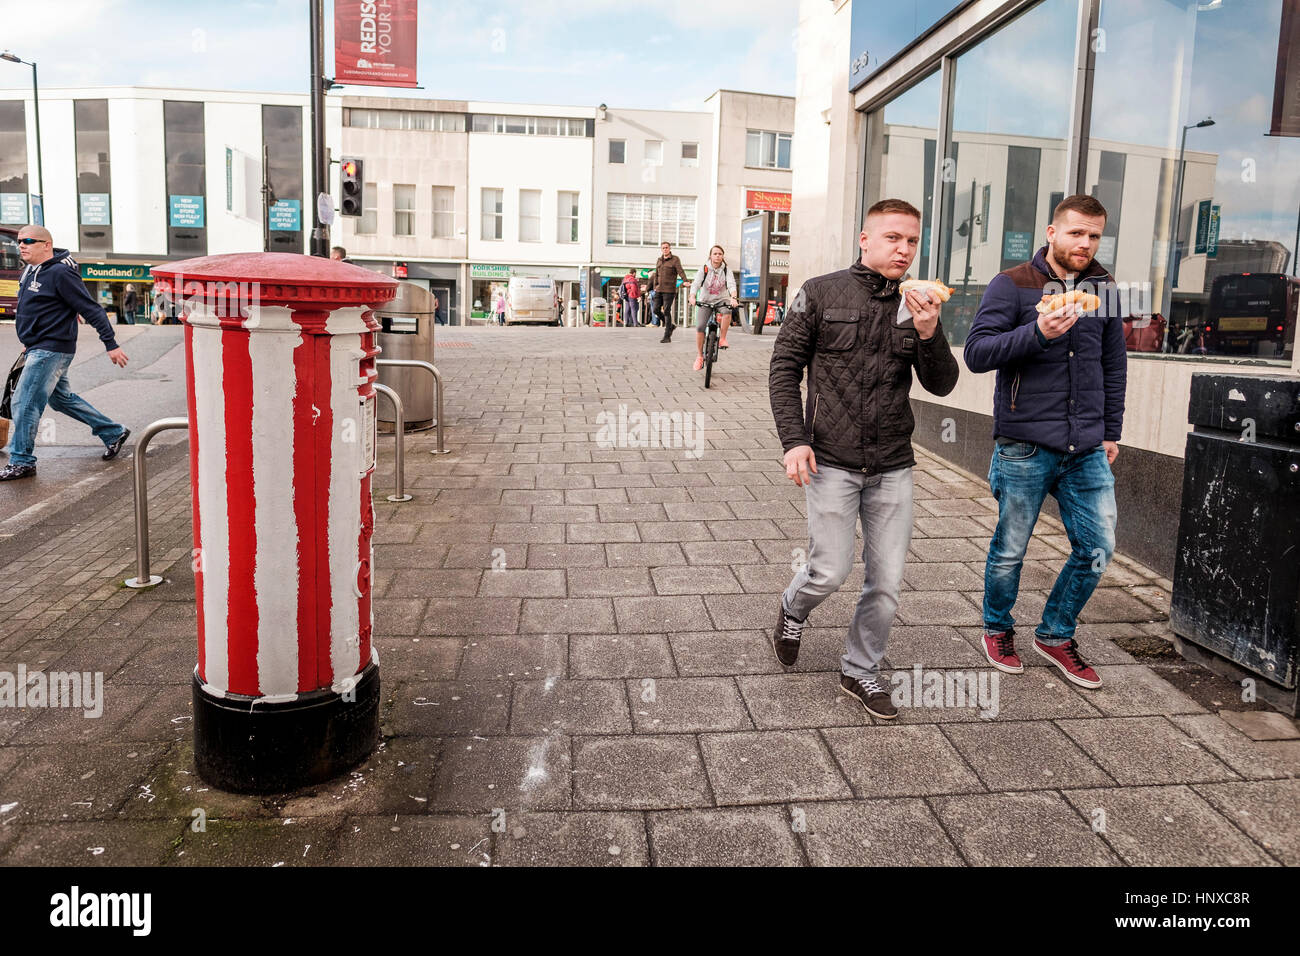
top-left (857, 0), bottom-right (1300, 365)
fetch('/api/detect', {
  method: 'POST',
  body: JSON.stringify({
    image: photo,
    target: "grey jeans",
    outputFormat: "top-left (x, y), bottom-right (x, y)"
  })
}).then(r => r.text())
top-left (782, 464), bottom-right (914, 680)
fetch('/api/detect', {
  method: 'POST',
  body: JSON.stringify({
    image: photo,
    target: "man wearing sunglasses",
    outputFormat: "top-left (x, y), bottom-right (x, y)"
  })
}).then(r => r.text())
top-left (2, 225), bottom-right (130, 481)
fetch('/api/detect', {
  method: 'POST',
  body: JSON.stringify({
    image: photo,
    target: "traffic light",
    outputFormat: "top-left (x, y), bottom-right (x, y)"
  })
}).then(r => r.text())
top-left (340, 158), bottom-right (364, 217)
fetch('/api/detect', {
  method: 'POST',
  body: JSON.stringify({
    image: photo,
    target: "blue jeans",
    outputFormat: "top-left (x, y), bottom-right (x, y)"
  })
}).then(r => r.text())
top-left (983, 442), bottom-right (1116, 645)
top-left (9, 349), bottom-right (126, 467)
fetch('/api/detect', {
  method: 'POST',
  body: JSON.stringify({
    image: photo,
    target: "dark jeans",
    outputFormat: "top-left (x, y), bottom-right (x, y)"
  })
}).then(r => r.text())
top-left (656, 292), bottom-right (676, 332)
top-left (983, 442), bottom-right (1117, 644)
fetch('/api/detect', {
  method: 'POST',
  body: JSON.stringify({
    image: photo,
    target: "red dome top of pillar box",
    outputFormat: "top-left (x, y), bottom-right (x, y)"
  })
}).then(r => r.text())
top-left (150, 253), bottom-right (399, 310)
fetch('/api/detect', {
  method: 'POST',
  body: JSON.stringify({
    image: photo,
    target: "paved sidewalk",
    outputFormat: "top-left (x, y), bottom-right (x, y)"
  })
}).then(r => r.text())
top-left (0, 325), bottom-right (1295, 867)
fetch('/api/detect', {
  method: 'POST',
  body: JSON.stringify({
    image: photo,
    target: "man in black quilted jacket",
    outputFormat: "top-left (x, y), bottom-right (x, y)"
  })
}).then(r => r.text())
top-left (768, 198), bottom-right (959, 718)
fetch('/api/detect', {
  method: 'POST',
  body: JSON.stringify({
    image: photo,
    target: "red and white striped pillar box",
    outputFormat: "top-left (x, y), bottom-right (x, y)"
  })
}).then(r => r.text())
top-left (151, 253), bottom-right (398, 794)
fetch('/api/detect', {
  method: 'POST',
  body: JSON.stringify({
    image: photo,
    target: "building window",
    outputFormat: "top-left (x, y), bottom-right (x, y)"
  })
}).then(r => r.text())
top-left (607, 194), bottom-right (697, 247)
top-left (609, 140), bottom-right (626, 164)
top-left (745, 129), bottom-right (792, 169)
top-left (358, 182), bottom-right (377, 235)
top-left (1085, 0), bottom-right (1300, 363)
top-left (746, 207), bottom-right (792, 249)
top-left (164, 100), bottom-right (206, 257)
top-left (262, 104), bottom-right (304, 252)
top-left (74, 99), bottom-right (113, 252)
top-left (471, 114), bottom-right (588, 136)
top-left (432, 185), bottom-right (454, 238)
top-left (345, 108), bottom-right (465, 131)
top-left (519, 189), bottom-right (541, 242)
top-left (393, 184), bottom-right (415, 236)
top-left (934, 0), bottom-right (1076, 346)
top-left (0, 100), bottom-right (28, 224)
top-left (481, 188), bottom-right (503, 240)
top-left (644, 140), bottom-right (663, 166)
top-left (681, 142), bottom-right (699, 167)
top-left (557, 190), bottom-right (580, 243)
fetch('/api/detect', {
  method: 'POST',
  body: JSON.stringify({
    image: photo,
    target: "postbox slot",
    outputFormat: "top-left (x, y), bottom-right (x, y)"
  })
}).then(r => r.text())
top-left (381, 314), bottom-right (418, 334)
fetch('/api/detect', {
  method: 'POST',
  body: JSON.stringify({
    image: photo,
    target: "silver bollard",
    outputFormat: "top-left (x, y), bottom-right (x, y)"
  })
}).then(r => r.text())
top-left (375, 358), bottom-right (449, 455)
top-left (373, 383), bottom-right (412, 502)
top-left (125, 417), bottom-right (190, 589)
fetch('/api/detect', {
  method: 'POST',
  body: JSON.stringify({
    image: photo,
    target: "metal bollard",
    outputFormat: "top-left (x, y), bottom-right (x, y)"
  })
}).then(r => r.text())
top-left (375, 358), bottom-right (449, 455)
top-left (373, 383), bottom-right (412, 502)
top-left (125, 417), bottom-right (190, 589)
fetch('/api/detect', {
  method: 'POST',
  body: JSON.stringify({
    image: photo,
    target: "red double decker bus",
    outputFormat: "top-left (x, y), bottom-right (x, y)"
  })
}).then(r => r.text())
top-left (0, 226), bottom-right (21, 321)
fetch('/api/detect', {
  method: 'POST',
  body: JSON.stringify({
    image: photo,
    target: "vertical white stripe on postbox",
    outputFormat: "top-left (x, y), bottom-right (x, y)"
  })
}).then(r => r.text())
top-left (191, 321), bottom-right (230, 693)
top-left (327, 332), bottom-right (364, 683)
top-left (249, 311), bottom-right (301, 698)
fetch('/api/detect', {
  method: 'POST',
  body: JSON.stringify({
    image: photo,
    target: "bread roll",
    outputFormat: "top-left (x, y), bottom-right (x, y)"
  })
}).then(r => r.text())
top-left (900, 278), bottom-right (955, 303)
top-left (1036, 289), bottom-right (1101, 314)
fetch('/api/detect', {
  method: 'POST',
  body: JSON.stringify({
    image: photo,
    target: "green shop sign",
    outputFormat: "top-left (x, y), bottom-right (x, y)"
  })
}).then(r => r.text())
top-left (471, 264), bottom-right (511, 279)
top-left (80, 263), bottom-right (152, 282)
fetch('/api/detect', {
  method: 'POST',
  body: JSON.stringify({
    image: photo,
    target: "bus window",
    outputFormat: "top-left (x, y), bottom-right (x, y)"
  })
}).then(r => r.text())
top-left (0, 228), bottom-right (21, 320)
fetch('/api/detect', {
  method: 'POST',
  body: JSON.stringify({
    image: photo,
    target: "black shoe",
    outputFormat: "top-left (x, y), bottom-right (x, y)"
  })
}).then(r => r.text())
top-left (103, 428), bottom-right (130, 461)
top-left (839, 673), bottom-right (898, 719)
top-left (0, 463), bottom-right (36, 481)
top-left (659, 334), bottom-right (671, 343)
top-left (771, 603), bottom-right (806, 667)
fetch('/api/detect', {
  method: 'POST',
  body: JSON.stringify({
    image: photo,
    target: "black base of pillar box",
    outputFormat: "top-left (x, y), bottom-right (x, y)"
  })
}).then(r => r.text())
top-left (192, 662), bottom-right (380, 794)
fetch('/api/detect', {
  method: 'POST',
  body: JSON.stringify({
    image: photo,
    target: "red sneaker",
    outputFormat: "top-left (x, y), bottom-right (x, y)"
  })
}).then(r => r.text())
top-left (982, 629), bottom-right (1023, 674)
top-left (1034, 638), bottom-right (1102, 689)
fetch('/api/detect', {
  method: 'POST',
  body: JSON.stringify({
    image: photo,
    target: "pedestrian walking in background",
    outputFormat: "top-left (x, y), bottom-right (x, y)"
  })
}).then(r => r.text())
top-left (621, 268), bottom-right (641, 327)
top-left (119, 283), bottom-right (138, 325)
top-left (1, 224), bottom-right (131, 481)
top-left (648, 241), bottom-right (686, 342)
top-left (493, 289), bottom-right (507, 326)
top-left (963, 194), bottom-right (1126, 691)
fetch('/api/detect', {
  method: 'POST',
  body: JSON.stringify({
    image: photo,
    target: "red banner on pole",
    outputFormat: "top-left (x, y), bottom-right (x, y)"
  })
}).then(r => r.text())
top-left (335, 0), bottom-right (419, 89)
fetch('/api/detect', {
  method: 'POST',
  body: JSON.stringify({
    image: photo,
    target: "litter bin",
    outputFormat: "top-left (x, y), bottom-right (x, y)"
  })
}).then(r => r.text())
top-left (373, 281), bottom-right (435, 431)
top-left (1171, 372), bottom-right (1300, 714)
top-left (566, 300), bottom-right (579, 327)
top-left (591, 296), bottom-right (608, 327)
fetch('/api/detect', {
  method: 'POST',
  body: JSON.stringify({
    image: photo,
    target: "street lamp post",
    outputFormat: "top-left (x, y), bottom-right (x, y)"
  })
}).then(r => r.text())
top-left (0, 52), bottom-right (43, 223)
top-left (1163, 117), bottom-right (1215, 319)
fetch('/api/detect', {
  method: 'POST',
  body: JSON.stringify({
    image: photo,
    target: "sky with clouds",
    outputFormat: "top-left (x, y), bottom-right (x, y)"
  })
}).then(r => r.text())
top-left (0, 0), bottom-right (798, 110)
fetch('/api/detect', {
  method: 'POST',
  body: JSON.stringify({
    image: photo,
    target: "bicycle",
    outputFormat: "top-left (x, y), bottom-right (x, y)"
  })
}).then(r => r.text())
top-left (702, 308), bottom-right (723, 388)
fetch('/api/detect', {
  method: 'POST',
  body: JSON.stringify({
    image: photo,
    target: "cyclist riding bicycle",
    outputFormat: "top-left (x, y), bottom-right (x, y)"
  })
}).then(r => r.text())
top-left (691, 244), bottom-right (739, 372)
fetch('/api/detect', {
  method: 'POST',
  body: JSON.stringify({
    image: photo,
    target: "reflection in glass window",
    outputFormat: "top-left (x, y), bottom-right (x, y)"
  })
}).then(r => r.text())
top-left (481, 188), bottom-right (503, 240)
top-left (262, 104), bottom-right (304, 252)
top-left (864, 70), bottom-right (941, 279)
top-left (936, 0), bottom-right (1076, 345)
top-left (609, 140), bottom-right (626, 164)
top-left (75, 99), bottom-right (113, 251)
top-left (164, 101), bottom-right (206, 257)
top-left (1089, 0), bottom-right (1300, 362)
top-left (0, 101), bottom-right (28, 214)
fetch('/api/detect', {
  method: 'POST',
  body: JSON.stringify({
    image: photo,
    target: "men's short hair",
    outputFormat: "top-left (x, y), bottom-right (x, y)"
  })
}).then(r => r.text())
top-left (331, 245), bottom-right (347, 257)
top-left (1052, 194), bottom-right (1107, 223)
top-left (864, 199), bottom-right (921, 228)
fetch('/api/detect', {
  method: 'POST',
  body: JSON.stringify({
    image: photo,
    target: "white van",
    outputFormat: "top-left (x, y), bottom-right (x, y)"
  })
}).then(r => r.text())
top-left (506, 277), bottom-right (558, 325)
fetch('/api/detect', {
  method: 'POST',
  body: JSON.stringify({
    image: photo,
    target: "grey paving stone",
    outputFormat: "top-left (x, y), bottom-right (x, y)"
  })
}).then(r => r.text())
top-left (491, 810), bottom-right (649, 866)
top-left (370, 598), bottom-right (432, 636)
top-left (1, 742), bottom-right (167, 823)
top-left (732, 564), bottom-right (800, 593)
top-left (699, 730), bottom-right (851, 805)
top-left (569, 634), bottom-right (677, 679)
top-left (525, 543), bottom-right (607, 569)
top-left (568, 567), bottom-right (655, 597)
top-left (501, 489), bottom-right (565, 506)
top-left (799, 799), bottom-right (964, 866)
top-left (614, 596), bottom-right (713, 632)
top-left (421, 598), bottom-right (521, 635)
top-left (372, 636), bottom-right (462, 681)
top-left (737, 674), bottom-right (872, 729)
top-left (509, 679), bottom-right (631, 734)
top-left (822, 724), bottom-right (985, 797)
top-left (1057, 717), bottom-right (1239, 785)
top-left (1061, 785), bottom-right (1278, 866)
top-left (1079, 587), bottom-right (1167, 623)
top-left (1171, 714), bottom-right (1300, 780)
top-left (520, 598), bottom-right (616, 633)
top-left (629, 677), bottom-right (752, 733)
top-left (903, 562), bottom-right (985, 592)
top-left (704, 594), bottom-right (780, 631)
top-left (894, 666), bottom-right (1101, 724)
top-left (573, 735), bottom-right (712, 810)
top-left (532, 505), bottom-right (600, 524)
top-left (333, 814), bottom-right (495, 867)
top-left (564, 488), bottom-right (631, 505)
top-left (942, 721), bottom-right (1115, 790)
top-left (897, 590), bottom-right (981, 627)
top-left (669, 630), bottom-right (782, 677)
top-left (784, 626), bottom-right (854, 674)
top-left (909, 538), bottom-right (986, 563)
top-left (492, 522), bottom-right (565, 544)
top-left (378, 543), bottom-right (453, 568)
top-left (598, 504), bottom-right (670, 523)
top-left (390, 680), bottom-right (511, 736)
top-left (626, 486), bottom-right (693, 503)
top-left (458, 634), bottom-right (567, 679)
top-left (931, 791), bottom-right (1121, 866)
top-left (441, 542), bottom-right (526, 570)
top-left (1193, 778), bottom-right (1300, 865)
top-left (883, 626), bottom-right (987, 669)
top-left (605, 542), bottom-right (687, 567)
top-left (915, 516), bottom-right (988, 538)
top-left (647, 806), bottom-right (805, 866)
top-left (429, 735), bottom-right (572, 811)
top-left (566, 522), bottom-right (641, 543)
top-left (477, 569), bottom-right (567, 598)
top-left (1076, 664), bottom-right (1208, 716)
top-left (2, 821), bottom-right (179, 867)
top-left (636, 520), bottom-right (712, 542)
top-left (681, 540), bottom-right (765, 565)
top-left (663, 502), bottom-right (735, 521)
top-left (651, 566), bottom-right (743, 595)
top-left (1218, 710), bottom-right (1300, 741)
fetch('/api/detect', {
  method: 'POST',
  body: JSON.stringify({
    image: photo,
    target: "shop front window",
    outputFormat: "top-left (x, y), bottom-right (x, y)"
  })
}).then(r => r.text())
top-left (864, 69), bottom-right (941, 279)
top-left (934, 0), bottom-right (1077, 346)
top-left (1088, 0), bottom-right (1300, 363)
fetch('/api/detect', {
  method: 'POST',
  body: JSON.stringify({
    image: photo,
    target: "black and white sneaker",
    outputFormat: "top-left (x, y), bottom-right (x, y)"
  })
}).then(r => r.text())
top-left (771, 603), bottom-right (806, 667)
top-left (0, 463), bottom-right (36, 481)
top-left (839, 673), bottom-right (898, 719)
top-left (103, 428), bottom-right (130, 461)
